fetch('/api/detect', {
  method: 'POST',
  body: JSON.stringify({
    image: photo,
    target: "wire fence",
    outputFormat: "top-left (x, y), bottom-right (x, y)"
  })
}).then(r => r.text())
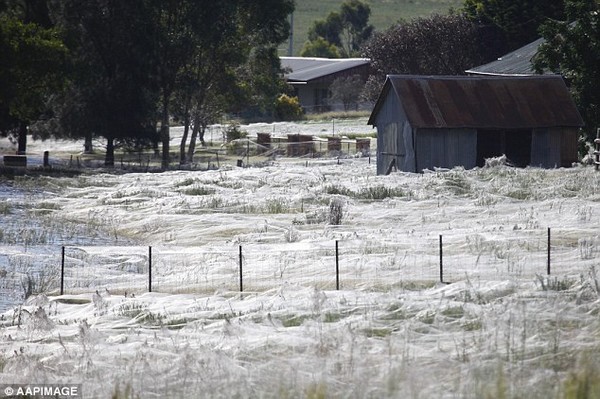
top-left (1, 227), bottom-right (599, 311)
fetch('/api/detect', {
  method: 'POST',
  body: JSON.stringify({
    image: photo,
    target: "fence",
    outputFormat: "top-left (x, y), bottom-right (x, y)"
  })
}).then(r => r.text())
top-left (1, 227), bottom-right (599, 311)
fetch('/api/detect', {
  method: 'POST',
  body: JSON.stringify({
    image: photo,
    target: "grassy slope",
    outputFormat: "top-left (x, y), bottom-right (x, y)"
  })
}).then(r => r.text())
top-left (282, 0), bottom-right (464, 56)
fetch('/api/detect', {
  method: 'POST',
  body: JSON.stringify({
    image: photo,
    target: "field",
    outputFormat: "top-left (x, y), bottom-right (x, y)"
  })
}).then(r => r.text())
top-left (1, 118), bottom-right (600, 398)
top-left (282, 0), bottom-right (463, 56)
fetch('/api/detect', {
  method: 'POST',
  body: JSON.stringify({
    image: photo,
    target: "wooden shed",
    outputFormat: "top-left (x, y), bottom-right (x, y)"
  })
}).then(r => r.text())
top-left (368, 75), bottom-right (584, 174)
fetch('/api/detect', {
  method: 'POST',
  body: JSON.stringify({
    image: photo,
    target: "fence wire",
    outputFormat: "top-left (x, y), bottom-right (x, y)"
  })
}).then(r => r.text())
top-left (1, 228), bottom-right (599, 312)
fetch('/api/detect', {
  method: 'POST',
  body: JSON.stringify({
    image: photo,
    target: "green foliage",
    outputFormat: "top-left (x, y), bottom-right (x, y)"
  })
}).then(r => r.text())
top-left (325, 184), bottom-right (406, 200)
top-left (300, 36), bottom-right (341, 58)
top-left (308, 12), bottom-right (343, 47)
top-left (563, 357), bottom-right (600, 399)
top-left (0, 15), bottom-right (67, 142)
top-left (289, 0), bottom-right (462, 56)
top-left (463, 0), bottom-right (566, 58)
top-left (182, 186), bottom-right (215, 196)
top-left (224, 124), bottom-right (248, 143)
top-left (303, 0), bottom-right (374, 57)
top-left (534, 0), bottom-right (600, 142)
top-left (274, 94), bottom-right (304, 121)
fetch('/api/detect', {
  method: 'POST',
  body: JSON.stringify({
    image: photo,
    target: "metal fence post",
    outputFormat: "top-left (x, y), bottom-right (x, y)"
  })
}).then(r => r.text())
top-left (335, 240), bottom-right (340, 290)
top-left (547, 228), bottom-right (551, 276)
top-left (439, 235), bottom-right (444, 283)
top-left (148, 246), bottom-right (152, 292)
top-left (239, 245), bottom-right (243, 292)
top-left (60, 246), bottom-right (65, 295)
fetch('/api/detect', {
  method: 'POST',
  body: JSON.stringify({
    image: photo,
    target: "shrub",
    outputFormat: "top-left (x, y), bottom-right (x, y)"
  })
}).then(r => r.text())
top-left (224, 124), bottom-right (247, 143)
top-left (275, 94), bottom-right (304, 121)
top-left (328, 197), bottom-right (345, 225)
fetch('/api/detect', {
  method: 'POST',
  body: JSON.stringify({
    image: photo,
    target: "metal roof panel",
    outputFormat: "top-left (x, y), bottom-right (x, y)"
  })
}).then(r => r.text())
top-left (465, 38), bottom-right (549, 76)
top-left (371, 75), bottom-right (583, 129)
top-left (281, 57), bottom-right (370, 82)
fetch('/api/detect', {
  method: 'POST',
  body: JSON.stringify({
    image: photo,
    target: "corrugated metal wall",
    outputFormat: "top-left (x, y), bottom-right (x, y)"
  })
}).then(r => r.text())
top-left (531, 128), bottom-right (561, 168)
top-left (560, 128), bottom-right (578, 167)
top-left (416, 129), bottom-right (477, 172)
top-left (376, 88), bottom-right (410, 174)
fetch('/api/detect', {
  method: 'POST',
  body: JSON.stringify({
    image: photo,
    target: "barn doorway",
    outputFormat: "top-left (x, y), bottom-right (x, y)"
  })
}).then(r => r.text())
top-left (476, 129), bottom-right (532, 167)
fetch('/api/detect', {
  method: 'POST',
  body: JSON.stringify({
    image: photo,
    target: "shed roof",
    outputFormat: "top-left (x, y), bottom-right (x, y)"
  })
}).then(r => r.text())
top-left (281, 57), bottom-right (370, 84)
top-left (368, 75), bottom-right (584, 129)
top-left (465, 38), bottom-right (547, 76)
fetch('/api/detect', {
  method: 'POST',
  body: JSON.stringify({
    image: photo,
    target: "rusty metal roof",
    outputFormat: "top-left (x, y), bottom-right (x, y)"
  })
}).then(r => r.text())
top-left (368, 75), bottom-right (584, 129)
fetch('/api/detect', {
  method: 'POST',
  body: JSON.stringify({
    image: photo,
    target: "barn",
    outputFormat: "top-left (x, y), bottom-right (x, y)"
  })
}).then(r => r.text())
top-left (368, 75), bottom-right (584, 174)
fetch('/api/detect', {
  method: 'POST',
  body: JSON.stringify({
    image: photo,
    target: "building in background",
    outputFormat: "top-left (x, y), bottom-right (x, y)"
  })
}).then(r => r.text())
top-left (281, 57), bottom-right (370, 113)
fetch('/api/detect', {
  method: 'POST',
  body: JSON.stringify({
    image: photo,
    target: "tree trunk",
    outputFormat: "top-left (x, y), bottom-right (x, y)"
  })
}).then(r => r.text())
top-left (160, 95), bottom-right (170, 169)
top-left (84, 132), bottom-right (94, 154)
top-left (179, 100), bottom-right (191, 166)
top-left (187, 118), bottom-right (201, 164)
top-left (198, 123), bottom-right (206, 147)
top-left (180, 121), bottom-right (190, 166)
top-left (105, 137), bottom-right (115, 167)
top-left (17, 122), bottom-right (27, 155)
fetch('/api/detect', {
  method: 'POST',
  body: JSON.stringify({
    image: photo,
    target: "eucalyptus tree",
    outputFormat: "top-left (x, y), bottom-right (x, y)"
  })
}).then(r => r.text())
top-left (0, 12), bottom-right (67, 154)
top-left (57, 0), bottom-right (158, 166)
top-left (171, 0), bottom-right (294, 165)
top-left (463, 0), bottom-right (566, 59)
top-left (534, 0), bottom-right (600, 142)
top-left (303, 0), bottom-right (373, 57)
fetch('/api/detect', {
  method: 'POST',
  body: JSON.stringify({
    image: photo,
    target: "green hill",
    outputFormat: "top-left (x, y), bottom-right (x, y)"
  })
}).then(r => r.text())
top-left (280, 0), bottom-right (464, 56)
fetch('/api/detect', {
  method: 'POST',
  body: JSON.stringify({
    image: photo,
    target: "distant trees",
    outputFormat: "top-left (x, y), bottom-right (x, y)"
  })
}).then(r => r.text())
top-left (0, 0), bottom-right (294, 168)
top-left (362, 13), bottom-right (484, 102)
top-left (329, 75), bottom-right (364, 111)
top-left (55, 0), bottom-right (158, 167)
top-left (171, 0), bottom-right (294, 165)
top-left (302, 0), bottom-right (374, 58)
top-left (533, 0), bottom-right (600, 141)
top-left (300, 36), bottom-right (340, 58)
top-left (0, 14), bottom-right (67, 154)
top-left (463, 0), bottom-right (566, 60)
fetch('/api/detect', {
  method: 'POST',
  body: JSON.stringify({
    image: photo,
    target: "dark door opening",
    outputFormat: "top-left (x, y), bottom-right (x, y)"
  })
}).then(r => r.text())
top-left (476, 129), bottom-right (532, 167)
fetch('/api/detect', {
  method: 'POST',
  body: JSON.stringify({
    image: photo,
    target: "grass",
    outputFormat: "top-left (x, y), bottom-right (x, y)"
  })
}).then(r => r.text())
top-left (283, 0), bottom-right (463, 56)
top-left (324, 184), bottom-right (406, 200)
top-left (182, 186), bottom-right (216, 196)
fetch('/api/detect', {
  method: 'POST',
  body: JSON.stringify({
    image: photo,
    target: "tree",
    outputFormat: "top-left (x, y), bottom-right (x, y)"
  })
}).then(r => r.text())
top-left (362, 13), bottom-right (484, 102)
top-left (339, 0), bottom-right (374, 56)
top-left (308, 12), bottom-right (343, 48)
top-left (302, 0), bottom-right (373, 57)
top-left (463, 0), bottom-right (566, 60)
top-left (328, 75), bottom-right (363, 111)
top-left (533, 0), bottom-right (600, 142)
top-left (171, 0), bottom-right (294, 165)
top-left (146, 0), bottom-right (206, 169)
top-left (300, 36), bottom-right (341, 58)
top-left (56, 0), bottom-right (158, 166)
top-left (0, 14), bottom-right (67, 154)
